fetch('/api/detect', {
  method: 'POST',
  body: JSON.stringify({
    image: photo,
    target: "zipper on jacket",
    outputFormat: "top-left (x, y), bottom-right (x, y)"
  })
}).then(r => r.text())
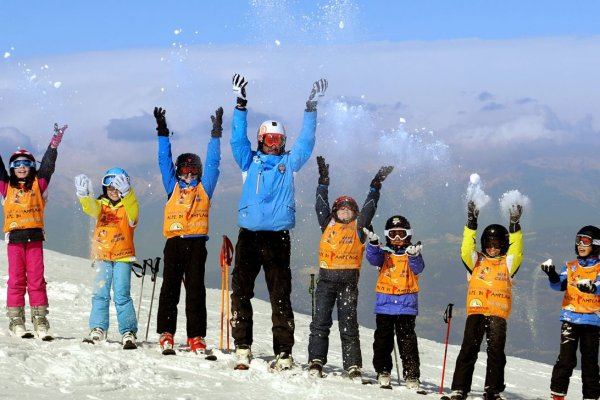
top-left (256, 170), bottom-right (261, 194)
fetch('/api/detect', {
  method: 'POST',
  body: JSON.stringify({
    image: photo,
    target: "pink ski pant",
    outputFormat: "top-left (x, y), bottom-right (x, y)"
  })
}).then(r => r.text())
top-left (6, 241), bottom-right (48, 307)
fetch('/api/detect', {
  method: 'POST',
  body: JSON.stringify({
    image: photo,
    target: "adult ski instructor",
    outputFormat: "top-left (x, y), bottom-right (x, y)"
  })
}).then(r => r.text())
top-left (229, 73), bottom-right (327, 371)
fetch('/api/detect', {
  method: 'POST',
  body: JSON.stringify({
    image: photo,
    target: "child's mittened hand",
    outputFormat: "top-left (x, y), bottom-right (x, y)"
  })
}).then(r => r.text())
top-left (50, 123), bottom-right (68, 148)
top-left (577, 278), bottom-right (597, 293)
top-left (362, 227), bottom-right (379, 245)
top-left (405, 242), bottom-right (422, 257)
top-left (111, 174), bottom-right (130, 198)
top-left (74, 174), bottom-right (92, 198)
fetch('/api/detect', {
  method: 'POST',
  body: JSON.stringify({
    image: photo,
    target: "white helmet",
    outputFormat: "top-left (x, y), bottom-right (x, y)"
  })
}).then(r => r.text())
top-left (257, 120), bottom-right (286, 149)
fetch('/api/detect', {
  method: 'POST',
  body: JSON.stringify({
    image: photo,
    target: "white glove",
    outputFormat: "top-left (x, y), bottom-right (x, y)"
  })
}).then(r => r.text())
top-left (308, 79), bottom-right (328, 101)
top-left (74, 174), bottom-right (92, 198)
top-left (232, 73), bottom-right (248, 100)
top-left (111, 174), bottom-right (130, 198)
top-left (362, 227), bottom-right (380, 245)
top-left (405, 242), bottom-right (423, 257)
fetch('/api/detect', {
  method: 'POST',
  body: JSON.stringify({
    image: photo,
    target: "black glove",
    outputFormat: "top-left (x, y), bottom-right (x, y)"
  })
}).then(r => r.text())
top-left (153, 107), bottom-right (169, 137)
top-left (467, 201), bottom-right (479, 230)
top-left (306, 79), bottom-right (328, 112)
top-left (370, 166), bottom-right (394, 190)
top-left (211, 107), bottom-right (224, 138)
top-left (509, 204), bottom-right (523, 233)
top-left (316, 156), bottom-right (329, 185)
top-left (577, 279), bottom-right (597, 294)
top-left (541, 264), bottom-right (560, 284)
top-left (232, 73), bottom-right (248, 110)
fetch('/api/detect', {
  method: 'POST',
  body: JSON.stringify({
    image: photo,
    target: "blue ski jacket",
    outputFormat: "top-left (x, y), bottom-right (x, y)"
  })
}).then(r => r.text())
top-left (158, 135), bottom-right (220, 239)
top-left (230, 108), bottom-right (316, 231)
top-left (550, 257), bottom-right (600, 327)
top-left (366, 243), bottom-right (425, 316)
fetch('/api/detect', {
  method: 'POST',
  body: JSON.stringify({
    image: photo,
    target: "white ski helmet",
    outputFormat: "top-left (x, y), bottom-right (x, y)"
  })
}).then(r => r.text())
top-left (257, 120), bottom-right (286, 150)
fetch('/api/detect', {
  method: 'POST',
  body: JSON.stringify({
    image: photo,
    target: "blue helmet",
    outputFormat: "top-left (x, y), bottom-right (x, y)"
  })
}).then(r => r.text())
top-left (101, 168), bottom-right (130, 194)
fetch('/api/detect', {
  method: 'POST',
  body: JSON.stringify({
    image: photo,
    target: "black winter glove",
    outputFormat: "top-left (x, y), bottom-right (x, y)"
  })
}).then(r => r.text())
top-left (467, 201), bottom-right (479, 230)
top-left (370, 166), bottom-right (394, 190)
top-left (577, 279), bottom-right (597, 294)
top-left (211, 107), bottom-right (224, 138)
top-left (316, 156), bottom-right (329, 185)
top-left (232, 73), bottom-right (248, 111)
top-left (153, 107), bottom-right (169, 137)
top-left (541, 264), bottom-right (561, 284)
top-left (509, 204), bottom-right (523, 233)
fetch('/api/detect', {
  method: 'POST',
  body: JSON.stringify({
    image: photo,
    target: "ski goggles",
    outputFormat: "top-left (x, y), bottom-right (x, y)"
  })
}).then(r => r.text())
top-left (10, 159), bottom-right (35, 169)
top-left (384, 228), bottom-right (412, 240)
top-left (575, 234), bottom-right (600, 247)
top-left (102, 174), bottom-right (118, 186)
top-left (178, 165), bottom-right (200, 176)
top-left (262, 133), bottom-right (286, 148)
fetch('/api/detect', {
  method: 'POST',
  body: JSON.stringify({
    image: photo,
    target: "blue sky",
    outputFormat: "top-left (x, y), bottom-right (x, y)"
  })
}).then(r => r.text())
top-left (2, 1), bottom-right (600, 56)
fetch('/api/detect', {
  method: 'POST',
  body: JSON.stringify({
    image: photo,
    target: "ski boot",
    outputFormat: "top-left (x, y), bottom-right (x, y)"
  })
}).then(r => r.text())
top-left (377, 371), bottom-right (392, 389)
top-left (187, 336), bottom-right (207, 354)
top-left (122, 331), bottom-right (137, 350)
top-left (7, 306), bottom-right (33, 339)
top-left (272, 351), bottom-right (294, 371)
top-left (83, 327), bottom-right (106, 344)
top-left (484, 391), bottom-right (505, 400)
top-left (308, 359), bottom-right (323, 378)
top-left (234, 345), bottom-right (252, 370)
top-left (450, 390), bottom-right (465, 400)
top-left (347, 366), bottom-right (362, 383)
top-left (159, 332), bottom-right (175, 355)
top-left (550, 393), bottom-right (565, 400)
top-left (31, 306), bottom-right (53, 341)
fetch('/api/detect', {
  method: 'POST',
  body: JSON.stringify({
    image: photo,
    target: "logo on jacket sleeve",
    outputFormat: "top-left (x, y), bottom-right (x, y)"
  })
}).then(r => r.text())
top-left (278, 164), bottom-right (286, 174)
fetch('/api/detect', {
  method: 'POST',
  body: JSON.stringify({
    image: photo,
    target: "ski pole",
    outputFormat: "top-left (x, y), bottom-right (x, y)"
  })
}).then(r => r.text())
top-left (145, 257), bottom-right (161, 342)
top-left (440, 303), bottom-right (454, 394)
top-left (309, 273), bottom-right (315, 319)
top-left (393, 340), bottom-right (402, 385)
top-left (219, 235), bottom-right (234, 352)
top-left (134, 259), bottom-right (149, 321)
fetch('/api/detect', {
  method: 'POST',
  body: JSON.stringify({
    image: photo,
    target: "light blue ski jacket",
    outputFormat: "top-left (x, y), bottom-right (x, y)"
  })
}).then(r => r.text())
top-left (230, 108), bottom-right (316, 231)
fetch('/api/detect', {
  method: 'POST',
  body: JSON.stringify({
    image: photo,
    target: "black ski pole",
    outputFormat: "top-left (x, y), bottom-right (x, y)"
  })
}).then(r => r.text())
top-left (309, 273), bottom-right (315, 319)
top-left (134, 259), bottom-right (149, 321)
top-left (145, 257), bottom-right (161, 342)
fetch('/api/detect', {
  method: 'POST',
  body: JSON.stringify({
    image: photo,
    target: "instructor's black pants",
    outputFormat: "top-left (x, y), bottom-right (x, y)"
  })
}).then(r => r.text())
top-left (230, 228), bottom-right (294, 355)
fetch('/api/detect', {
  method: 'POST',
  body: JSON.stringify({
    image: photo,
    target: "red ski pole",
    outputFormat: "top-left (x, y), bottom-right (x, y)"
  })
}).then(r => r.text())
top-left (219, 235), bottom-right (234, 352)
top-left (440, 303), bottom-right (454, 394)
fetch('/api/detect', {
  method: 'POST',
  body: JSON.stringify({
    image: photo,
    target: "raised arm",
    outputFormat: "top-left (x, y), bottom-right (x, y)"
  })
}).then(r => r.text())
top-left (357, 166), bottom-right (393, 242)
top-left (315, 156), bottom-right (331, 232)
top-left (201, 107), bottom-right (223, 198)
top-left (230, 74), bottom-right (253, 171)
top-left (154, 107), bottom-right (178, 196)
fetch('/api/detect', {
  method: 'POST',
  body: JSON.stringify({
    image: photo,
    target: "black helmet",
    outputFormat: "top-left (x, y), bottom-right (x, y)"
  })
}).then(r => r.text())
top-left (575, 225), bottom-right (600, 258)
top-left (384, 215), bottom-right (412, 248)
top-left (175, 153), bottom-right (202, 177)
top-left (481, 224), bottom-right (509, 256)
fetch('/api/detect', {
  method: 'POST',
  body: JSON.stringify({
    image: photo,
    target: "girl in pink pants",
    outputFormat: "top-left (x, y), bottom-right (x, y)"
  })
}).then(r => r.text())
top-left (1, 124), bottom-right (67, 339)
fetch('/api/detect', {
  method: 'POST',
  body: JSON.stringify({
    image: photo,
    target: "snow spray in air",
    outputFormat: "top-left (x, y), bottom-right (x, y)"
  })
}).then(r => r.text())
top-left (465, 173), bottom-right (491, 210)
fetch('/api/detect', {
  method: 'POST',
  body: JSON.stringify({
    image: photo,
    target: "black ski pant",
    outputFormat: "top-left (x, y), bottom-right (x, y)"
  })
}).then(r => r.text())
top-left (308, 269), bottom-right (362, 370)
top-left (372, 314), bottom-right (420, 380)
top-left (451, 314), bottom-right (507, 395)
top-left (230, 228), bottom-right (294, 355)
top-left (156, 236), bottom-right (207, 338)
top-left (550, 321), bottom-right (600, 399)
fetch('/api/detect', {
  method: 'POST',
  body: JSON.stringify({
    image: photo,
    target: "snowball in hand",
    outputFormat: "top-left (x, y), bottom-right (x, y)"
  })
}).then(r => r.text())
top-left (470, 173), bottom-right (480, 185)
top-left (466, 172), bottom-right (490, 209)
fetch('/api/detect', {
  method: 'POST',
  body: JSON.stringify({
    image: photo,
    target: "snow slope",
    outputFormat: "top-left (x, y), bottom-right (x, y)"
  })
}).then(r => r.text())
top-left (0, 243), bottom-right (579, 400)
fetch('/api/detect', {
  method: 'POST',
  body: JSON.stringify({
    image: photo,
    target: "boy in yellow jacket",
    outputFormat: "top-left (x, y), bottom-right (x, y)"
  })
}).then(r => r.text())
top-left (448, 201), bottom-right (523, 400)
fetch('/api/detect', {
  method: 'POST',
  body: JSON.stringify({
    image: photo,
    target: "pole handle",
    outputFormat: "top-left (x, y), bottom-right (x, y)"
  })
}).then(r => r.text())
top-left (443, 303), bottom-right (454, 323)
